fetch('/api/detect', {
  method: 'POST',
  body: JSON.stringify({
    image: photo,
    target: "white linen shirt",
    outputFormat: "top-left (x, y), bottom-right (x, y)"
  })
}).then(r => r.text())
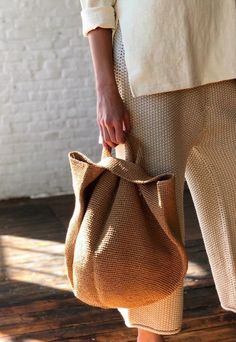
top-left (80, 0), bottom-right (236, 98)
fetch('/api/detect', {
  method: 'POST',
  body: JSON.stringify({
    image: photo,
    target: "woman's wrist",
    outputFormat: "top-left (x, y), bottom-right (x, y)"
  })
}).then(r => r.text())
top-left (96, 80), bottom-right (119, 95)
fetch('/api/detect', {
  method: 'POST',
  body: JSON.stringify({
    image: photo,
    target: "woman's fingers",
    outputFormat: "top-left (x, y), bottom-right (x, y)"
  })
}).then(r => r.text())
top-left (104, 120), bottom-right (118, 145)
top-left (113, 120), bottom-right (126, 144)
top-left (99, 114), bottom-right (130, 148)
top-left (103, 141), bottom-right (112, 152)
top-left (99, 122), bottom-right (116, 148)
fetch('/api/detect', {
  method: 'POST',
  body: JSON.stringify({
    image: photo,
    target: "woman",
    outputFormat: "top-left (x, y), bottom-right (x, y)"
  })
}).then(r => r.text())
top-left (79, 1), bottom-right (236, 341)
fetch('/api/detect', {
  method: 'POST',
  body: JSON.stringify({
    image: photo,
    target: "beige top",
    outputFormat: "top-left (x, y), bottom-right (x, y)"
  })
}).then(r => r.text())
top-left (80, 0), bottom-right (236, 98)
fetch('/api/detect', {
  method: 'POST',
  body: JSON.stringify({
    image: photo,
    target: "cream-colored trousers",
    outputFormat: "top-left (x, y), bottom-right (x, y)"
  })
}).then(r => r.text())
top-left (113, 23), bottom-right (236, 335)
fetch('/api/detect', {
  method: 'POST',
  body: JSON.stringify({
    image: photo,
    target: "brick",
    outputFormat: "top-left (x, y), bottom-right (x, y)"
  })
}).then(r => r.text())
top-left (6, 28), bottom-right (35, 40)
top-left (0, 0), bottom-right (98, 200)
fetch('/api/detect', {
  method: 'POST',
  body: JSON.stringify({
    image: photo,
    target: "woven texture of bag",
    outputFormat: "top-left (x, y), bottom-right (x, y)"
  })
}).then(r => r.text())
top-left (65, 134), bottom-right (188, 309)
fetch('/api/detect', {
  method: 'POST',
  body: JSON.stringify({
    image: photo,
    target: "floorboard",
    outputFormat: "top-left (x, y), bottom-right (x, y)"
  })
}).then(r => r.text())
top-left (0, 189), bottom-right (235, 341)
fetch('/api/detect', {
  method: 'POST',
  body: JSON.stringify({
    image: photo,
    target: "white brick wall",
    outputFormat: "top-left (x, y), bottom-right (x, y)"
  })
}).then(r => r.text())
top-left (0, 0), bottom-right (101, 200)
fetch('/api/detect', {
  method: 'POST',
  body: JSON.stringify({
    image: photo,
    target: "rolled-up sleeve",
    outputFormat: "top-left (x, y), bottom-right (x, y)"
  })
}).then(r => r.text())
top-left (80, 0), bottom-right (117, 37)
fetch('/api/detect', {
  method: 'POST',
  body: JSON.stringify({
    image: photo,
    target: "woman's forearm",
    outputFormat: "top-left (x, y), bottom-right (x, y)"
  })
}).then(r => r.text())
top-left (86, 26), bottom-right (131, 150)
top-left (87, 27), bottom-right (117, 93)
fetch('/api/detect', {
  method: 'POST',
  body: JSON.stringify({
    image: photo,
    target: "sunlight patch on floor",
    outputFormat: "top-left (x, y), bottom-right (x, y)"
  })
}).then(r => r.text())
top-left (0, 235), bottom-right (70, 291)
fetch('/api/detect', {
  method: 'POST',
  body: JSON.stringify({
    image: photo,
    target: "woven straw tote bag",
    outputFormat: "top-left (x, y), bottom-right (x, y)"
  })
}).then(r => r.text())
top-left (65, 133), bottom-right (188, 309)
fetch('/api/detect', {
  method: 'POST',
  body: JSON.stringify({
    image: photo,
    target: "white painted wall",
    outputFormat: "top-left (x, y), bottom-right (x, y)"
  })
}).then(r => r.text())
top-left (0, 0), bottom-right (101, 199)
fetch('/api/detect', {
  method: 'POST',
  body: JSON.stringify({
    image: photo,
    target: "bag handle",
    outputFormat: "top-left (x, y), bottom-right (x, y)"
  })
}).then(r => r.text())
top-left (100, 133), bottom-right (144, 166)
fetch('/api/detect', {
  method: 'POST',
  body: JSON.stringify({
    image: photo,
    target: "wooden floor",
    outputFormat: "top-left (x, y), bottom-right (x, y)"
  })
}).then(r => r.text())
top-left (0, 189), bottom-right (235, 341)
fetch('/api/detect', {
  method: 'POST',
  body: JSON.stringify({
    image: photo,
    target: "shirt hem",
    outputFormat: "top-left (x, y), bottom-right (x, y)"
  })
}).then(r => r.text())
top-left (129, 74), bottom-right (236, 98)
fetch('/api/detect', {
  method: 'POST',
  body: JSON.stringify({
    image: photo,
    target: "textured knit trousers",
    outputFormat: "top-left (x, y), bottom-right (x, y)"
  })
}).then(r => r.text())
top-left (112, 24), bottom-right (236, 335)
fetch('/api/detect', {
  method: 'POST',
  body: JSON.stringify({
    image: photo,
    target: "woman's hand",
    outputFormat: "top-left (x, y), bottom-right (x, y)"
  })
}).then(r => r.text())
top-left (96, 83), bottom-right (131, 151)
